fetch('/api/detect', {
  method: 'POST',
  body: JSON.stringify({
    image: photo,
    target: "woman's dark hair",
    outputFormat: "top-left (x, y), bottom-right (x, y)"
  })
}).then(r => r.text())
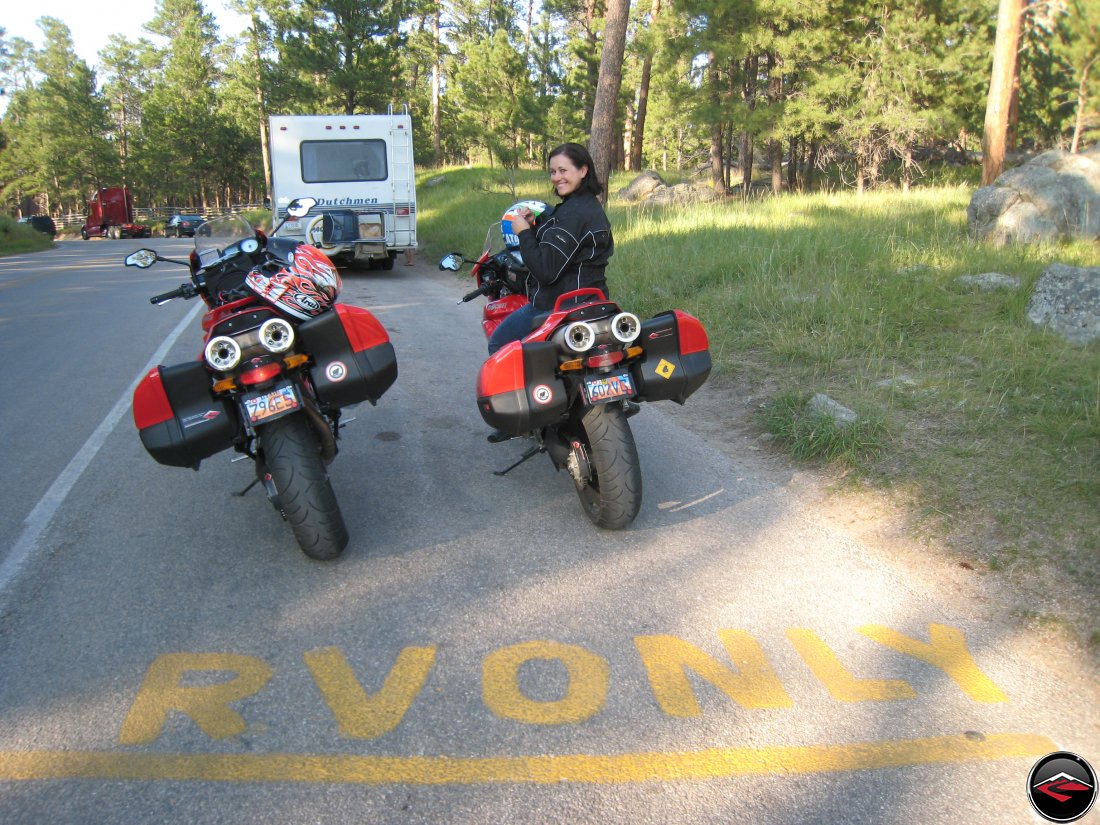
top-left (548, 142), bottom-right (603, 197)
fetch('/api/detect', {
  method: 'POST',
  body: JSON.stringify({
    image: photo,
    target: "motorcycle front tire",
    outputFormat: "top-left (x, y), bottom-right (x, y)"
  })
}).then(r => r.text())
top-left (574, 402), bottom-right (642, 529)
top-left (258, 413), bottom-right (349, 560)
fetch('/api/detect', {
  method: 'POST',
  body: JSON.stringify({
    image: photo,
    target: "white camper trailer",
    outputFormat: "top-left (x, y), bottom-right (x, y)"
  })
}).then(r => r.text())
top-left (268, 110), bottom-right (416, 269)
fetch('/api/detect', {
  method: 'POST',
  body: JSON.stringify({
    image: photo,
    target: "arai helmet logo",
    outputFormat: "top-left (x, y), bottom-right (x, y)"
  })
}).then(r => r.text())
top-left (325, 361), bottom-right (348, 382)
top-left (296, 294), bottom-right (322, 313)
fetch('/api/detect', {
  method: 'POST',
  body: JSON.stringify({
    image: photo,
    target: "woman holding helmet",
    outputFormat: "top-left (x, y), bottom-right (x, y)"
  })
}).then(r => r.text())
top-left (486, 142), bottom-right (614, 354)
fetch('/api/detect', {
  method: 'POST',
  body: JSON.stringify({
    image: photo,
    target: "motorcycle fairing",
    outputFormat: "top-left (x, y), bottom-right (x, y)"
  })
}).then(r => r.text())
top-left (476, 340), bottom-right (567, 434)
top-left (482, 293), bottom-right (527, 338)
top-left (132, 361), bottom-right (238, 469)
top-left (297, 304), bottom-right (397, 409)
top-left (629, 310), bottom-right (712, 404)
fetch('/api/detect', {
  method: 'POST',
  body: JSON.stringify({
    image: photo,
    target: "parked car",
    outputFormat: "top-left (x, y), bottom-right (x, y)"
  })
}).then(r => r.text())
top-left (165, 214), bottom-right (205, 238)
top-left (18, 215), bottom-right (57, 238)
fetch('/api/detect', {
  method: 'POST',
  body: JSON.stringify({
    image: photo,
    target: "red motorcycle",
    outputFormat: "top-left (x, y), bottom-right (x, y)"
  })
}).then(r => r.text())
top-left (440, 205), bottom-right (711, 529)
top-left (127, 198), bottom-right (397, 559)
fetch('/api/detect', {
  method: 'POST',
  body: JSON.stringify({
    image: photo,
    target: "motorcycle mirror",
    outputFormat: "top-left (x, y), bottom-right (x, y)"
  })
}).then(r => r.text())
top-left (286, 198), bottom-right (317, 219)
top-left (439, 253), bottom-right (464, 272)
top-left (125, 249), bottom-right (158, 268)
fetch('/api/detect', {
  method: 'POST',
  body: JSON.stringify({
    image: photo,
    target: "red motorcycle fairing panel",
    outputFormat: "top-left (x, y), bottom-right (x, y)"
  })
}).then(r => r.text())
top-left (333, 303), bottom-right (390, 352)
top-left (133, 367), bottom-right (175, 430)
top-left (673, 309), bottom-right (710, 354)
top-left (296, 304), bottom-right (397, 409)
top-left (201, 296), bottom-right (256, 334)
top-left (482, 293), bottom-right (528, 339)
top-left (132, 361), bottom-right (238, 469)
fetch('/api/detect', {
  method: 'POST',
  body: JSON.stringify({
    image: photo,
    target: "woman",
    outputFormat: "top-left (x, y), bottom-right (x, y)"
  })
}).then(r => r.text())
top-left (487, 143), bottom-right (614, 354)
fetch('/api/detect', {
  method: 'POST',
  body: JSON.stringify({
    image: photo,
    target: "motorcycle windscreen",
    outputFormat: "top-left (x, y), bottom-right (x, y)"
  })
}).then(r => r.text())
top-left (132, 361), bottom-right (238, 469)
top-left (629, 310), bottom-right (711, 404)
top-left (477, 340), bottom-right (566, 435)
top-left (298, 303), bottom-right (397, 409)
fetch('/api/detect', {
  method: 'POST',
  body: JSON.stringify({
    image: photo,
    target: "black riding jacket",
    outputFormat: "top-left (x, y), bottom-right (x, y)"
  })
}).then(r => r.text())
top-left (515, 191), bottom-right (613, 311)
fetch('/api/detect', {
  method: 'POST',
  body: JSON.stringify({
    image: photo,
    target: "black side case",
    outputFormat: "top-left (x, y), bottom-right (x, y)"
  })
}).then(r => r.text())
top-left (297, 308), bottom-right (398, 410)
top-left (139, 362), bottom-right (238, 469)
top-left (630, 312), bottom-right (711, 404)
top-left (478, 341), bottom-right (568, 434)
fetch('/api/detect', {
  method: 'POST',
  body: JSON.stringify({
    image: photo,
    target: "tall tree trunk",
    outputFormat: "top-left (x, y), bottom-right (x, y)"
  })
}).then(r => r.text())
top-left (709, 51), bottom-right (724, 194)
top-left (1007, 41), bottom-right (1021, 151)
top-left (590, 0), bottom-right (632, 201)
top-left (787, 136), bottom-right (799, 191)
top-left (982, 0), bottom-right (1025, 185)
top-left (740, 54), bottom-right (758, 193)
top-left (432, 3), bottom-right (442, 164)
top-left (901, 144), bottom-right (913, 193)
top-left (629, 0), bottom-right (661, 171)
top-left (249, 11), bottom-right (272, 206)
top-left (805, 139), bottom-right (819, 191)
top-left (767, 53), bottom-right (783, 194)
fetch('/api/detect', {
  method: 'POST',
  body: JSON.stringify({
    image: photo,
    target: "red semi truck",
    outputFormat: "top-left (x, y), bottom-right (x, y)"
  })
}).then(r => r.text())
top-left (81, 187), bottom-right (150, 239)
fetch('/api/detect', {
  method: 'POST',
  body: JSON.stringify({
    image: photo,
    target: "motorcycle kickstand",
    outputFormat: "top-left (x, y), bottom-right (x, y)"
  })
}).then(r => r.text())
top-left (234, 477), bottom-right (262, 497)
top-left (494, 445), bottom-right (543, 477)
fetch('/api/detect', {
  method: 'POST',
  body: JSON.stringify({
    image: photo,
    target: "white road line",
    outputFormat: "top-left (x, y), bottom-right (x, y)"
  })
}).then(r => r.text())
top-left (0, 301), bottom-right (203, 616)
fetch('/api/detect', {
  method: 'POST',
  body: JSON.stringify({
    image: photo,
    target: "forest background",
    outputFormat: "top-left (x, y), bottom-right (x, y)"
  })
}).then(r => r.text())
top-left (0, 0), bottom-right (1097, 216)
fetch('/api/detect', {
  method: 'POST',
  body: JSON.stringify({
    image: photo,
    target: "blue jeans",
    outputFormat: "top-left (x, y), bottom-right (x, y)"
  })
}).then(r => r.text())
top-left (487, 303), bottom-right (542, 354)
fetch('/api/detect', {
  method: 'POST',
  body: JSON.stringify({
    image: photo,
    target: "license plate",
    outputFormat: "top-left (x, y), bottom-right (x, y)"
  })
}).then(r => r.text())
top-left (584, 372), bottom-right (635, 405)
top-left (243, 384), bottom-right (300, 424)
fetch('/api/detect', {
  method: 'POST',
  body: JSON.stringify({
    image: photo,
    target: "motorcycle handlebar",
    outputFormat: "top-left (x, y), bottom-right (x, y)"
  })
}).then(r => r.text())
top-left (461, 283), bottom-right (492, 303)
top-left (150, 283), bottom-right (195, 305)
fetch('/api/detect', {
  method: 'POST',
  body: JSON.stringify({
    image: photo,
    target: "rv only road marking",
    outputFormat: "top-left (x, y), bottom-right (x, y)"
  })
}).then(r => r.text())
top-left (0, 625), bottom-right (1053, 785)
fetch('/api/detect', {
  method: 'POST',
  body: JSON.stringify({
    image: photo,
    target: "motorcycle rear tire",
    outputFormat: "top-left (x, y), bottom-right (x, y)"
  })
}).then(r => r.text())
top-left (574, 403), bottom-right (642, 529)
top-left (259, 414), bottom-right (349, 560)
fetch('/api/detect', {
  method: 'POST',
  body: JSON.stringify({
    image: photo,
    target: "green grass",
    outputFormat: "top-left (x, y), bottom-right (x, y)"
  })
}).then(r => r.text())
top-left (419, 168), bottom-right (1100, 637)
top-left (0, 215), bottom-right (55, 254)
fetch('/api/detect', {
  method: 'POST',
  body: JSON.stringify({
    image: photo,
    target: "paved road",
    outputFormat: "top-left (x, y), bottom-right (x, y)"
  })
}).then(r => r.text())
top-left (0, 241), bottom-right (1097, 823)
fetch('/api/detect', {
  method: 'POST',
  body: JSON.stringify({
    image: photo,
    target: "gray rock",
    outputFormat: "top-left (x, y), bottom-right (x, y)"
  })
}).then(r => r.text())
top-left (617, 171), bottom-right (667, 202)
top-left (647, 182), bottom-right (722, 205)
top-left (809, 393), bottom-right (858, 427)
top-left (896, 264), bottom-right (939, 276)
top-left (967, 146), bottom-right (1100, 244)
top-left (876, 374), bottom-right (921, 390)
top-left (956, 272), bottom-right (1021, 291)
top-left (1026, 263), bottom-right (1100, 345)
top-left (617, 171), bottom-right (722, 205)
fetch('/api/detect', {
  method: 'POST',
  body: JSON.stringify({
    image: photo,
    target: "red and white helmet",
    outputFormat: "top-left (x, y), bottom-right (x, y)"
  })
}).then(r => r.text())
top-left (245, 244), bottom-right (342, 321)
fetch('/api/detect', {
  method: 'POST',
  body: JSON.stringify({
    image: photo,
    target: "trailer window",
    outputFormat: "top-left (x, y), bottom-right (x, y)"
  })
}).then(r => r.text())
top-left (300, 139), bottom-right (387, 183)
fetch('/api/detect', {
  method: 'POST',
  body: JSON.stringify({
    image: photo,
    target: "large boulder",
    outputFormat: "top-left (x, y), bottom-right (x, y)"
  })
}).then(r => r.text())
top-left (967, 147), bottom-right (1100, 244)
top-left (617, 170), bottom-right (666, 201)
top-left (1026, 263), bottom-right (1100, 345)
top-left (616, 171), bottom-right (722, 205)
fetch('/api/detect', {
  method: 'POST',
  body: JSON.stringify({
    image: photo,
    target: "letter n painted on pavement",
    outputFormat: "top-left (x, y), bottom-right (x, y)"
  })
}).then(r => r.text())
top-left (634, 631), bottom-right (792, 717)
